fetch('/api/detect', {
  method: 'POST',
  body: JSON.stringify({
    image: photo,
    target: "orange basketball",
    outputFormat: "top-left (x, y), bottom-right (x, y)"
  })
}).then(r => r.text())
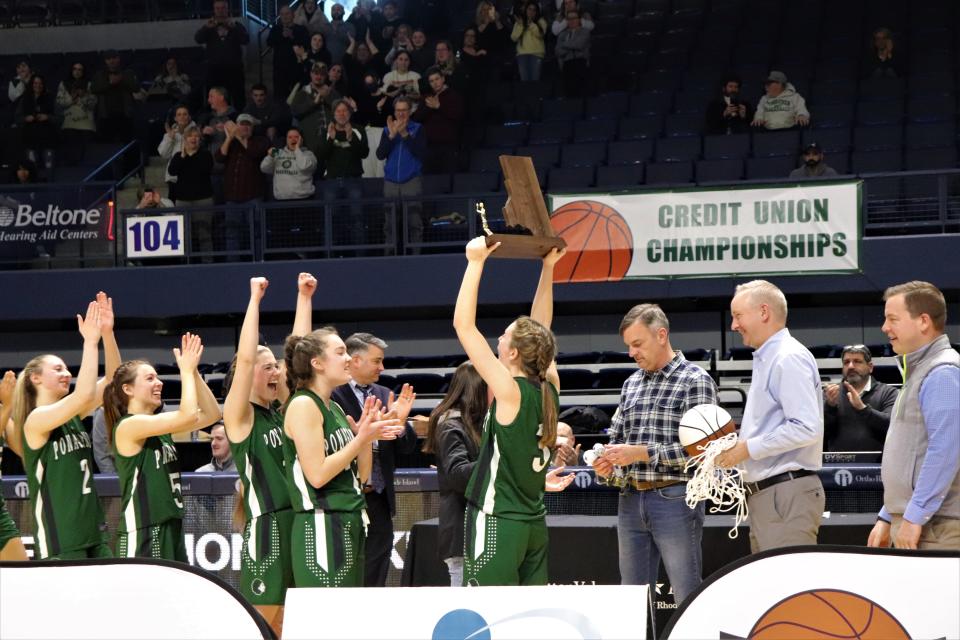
top-left (749, 589), bottom-right (911, 640)
top-left (550, 200), bottom-right (634, 283)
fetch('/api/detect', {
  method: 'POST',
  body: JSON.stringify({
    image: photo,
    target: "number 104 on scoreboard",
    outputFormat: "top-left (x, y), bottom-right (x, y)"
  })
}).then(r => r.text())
top-left (125, 215), bottom-right (184, 258)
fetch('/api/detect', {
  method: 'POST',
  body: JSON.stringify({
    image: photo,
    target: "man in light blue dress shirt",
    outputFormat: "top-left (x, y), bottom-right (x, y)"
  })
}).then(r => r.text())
top-left (717, 280), bottom-right (825, 552)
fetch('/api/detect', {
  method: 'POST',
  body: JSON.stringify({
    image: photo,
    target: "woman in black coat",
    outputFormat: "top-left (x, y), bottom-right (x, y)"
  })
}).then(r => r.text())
top-left (423, 362), bottom-right (488, 587)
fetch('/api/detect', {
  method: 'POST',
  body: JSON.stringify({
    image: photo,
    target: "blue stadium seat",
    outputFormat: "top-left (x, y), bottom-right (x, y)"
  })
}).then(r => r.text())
top-left (825, 152), bottom-right (850, 174)
top-left (596, 164), bottom-right (645, 187)
top-left (859, 77), bottom-right (905, 102)
top-left (618, 116), bottom-right (663, 140)
top-left (907, 72), bottom-right (955, 97)
top-left (649, 48), bottom-right (689, 72)
top-left (905, 147), bottom-right (958, 170)
top-left (672, 90), bottom-right (711, 115)
top-left (655, 137), bottom-right (701, 162)
top-left (907, 96), bottom-right (956, 123)
top-left (561, 142), bottom-right (607, 167)
top-left (746, 156), bottom-right (798, 180)
top-left (394, 373), bottom-right (447, 394)
top-left (541, 97), bottom-right (585, 121)
top-left (852, 150), bottom-right (903, 173)
top-left (752, 130), bottom-right (801, 157)
top-left (469, 148), bottom-right (509, 173)
top-left (608, 139), bottom-right (655, 164)
top-left (663, 113), bottom-right (703, 137)
top-left (516, 144), bottom-right (561, 169)
top-left (639, 69), bottom-right (683, 92)
top-left (905, 122), bottom-right (957, 149)
top-left (802, 128), bottom-right (852, 154)
top-left (645, 161), bottom-right (694, 184)
top-left (629, 91), bottom-right (673, 116)
top-left (573, 119), bottom-right (619, 143)
top-left (452, 172), bottom-right (499, 193)
top-left (485, 123), bottom-right (528, 147)
top-left (586, 93), bottom-right (630, 119)
top-left (623, 30), bottom-right (659, 52)
top-left (595, 368), bottom-right (635, 391)
top-left (696, 159), bottom-right (744, 182)
top-left (556, 351), bottom-right (601, 365)
top-left (853, 125), bottom-right (903, 152)
top-left (548, 167), bottom-right (596, 190)
top-left (559, 369), bottom-right (598, 390)
top-left (422, 174), bottom-right (452, 194)
top-left (703, 134), bottom-right (751, 159)
top-left (856, 101), bottom-right (904, 126)
top-left (528, 121), bottom-right (574, 145)
top-left (811, 102), bottom-right (855, 128)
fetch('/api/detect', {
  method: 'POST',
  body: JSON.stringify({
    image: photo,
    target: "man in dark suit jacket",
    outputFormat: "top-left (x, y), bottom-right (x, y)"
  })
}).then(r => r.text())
top-left (331, 332), bottom-right (417, 587)
top-left (704, 74), bottom-right (753, 135)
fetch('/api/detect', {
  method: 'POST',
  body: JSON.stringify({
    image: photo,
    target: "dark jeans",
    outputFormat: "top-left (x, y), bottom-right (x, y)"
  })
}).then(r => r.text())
top-left (363, 490), bottom-right (393, 587)
top-left (222, 198), bottom-right (259, 257)
top-left (322, 177), bottom-right (365, 246)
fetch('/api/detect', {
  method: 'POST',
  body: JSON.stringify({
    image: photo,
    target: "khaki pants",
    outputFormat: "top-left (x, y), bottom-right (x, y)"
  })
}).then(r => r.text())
top-left (891, 515), bottom-right (960, 550)
top-left (747, 474), bottom-right (825, 553)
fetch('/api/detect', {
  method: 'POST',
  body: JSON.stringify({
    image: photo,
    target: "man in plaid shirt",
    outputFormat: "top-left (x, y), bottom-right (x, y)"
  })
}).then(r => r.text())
top-left (592, 304), bottom-right (717, 605)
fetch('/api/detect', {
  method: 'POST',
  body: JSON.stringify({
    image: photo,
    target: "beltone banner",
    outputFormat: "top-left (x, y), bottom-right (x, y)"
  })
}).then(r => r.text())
top-left (284, 585), bottom-right (647, 639)
top-left (548, 181), bottom-right (861, 282)
top-left (663, 546), bottom-right (960, 640)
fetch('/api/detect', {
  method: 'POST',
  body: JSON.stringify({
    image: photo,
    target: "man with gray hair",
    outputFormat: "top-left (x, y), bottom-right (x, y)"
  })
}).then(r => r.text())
top-left (331, 332), bottom-right (418, 586)
top-left (717, 280), bottom-right (825, 552)
top-left (591, 303), bottom-right (717, 605)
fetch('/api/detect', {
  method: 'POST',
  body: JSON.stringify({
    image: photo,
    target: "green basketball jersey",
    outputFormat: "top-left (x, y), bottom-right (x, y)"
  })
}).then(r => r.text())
top-left (114, 416), bottom-right (184, 532)
top-left (465, 378), bottom-right (559, 521)
top-left (22, 415), bottom-right (106, 558)
top-left (231, 402), bottom-right (291, 520)
top-left (283, 389), bottom-right (364, 514)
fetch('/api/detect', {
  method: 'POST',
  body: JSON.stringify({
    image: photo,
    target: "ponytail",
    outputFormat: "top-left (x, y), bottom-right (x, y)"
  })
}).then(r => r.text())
top-left (102, 360), bottom-right (149, 444)
top-left (508, 316), bottom-right (558, 449)
top-left (284, 327), bottom-right (338, 393)
top-left (11, 355), bottom-right (48, 435)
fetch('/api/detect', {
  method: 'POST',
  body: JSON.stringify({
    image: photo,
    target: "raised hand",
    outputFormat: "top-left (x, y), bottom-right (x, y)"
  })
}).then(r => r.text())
top-left (465, 236), bottom-right (499, 262)
top-left (384, 383), bottom-right (415, 423)
top-left (77, 300), bottom-right (102, 343)
top-left (545, 466), bottom-right (575, 492)
top-left (327, 122), bottom-right (337, 139)
top-left (173, 332), bottom-right (203, 374)
top-left (0, 370), bottom-right (16, 406)
top-left (96, 291), bottom-right (115, 334)
top-left (297, 272), bottom-right (317, 297)
top-left (250, 276), bottom-right (269, 300)
top-left (542, 246), bottom-right (567, 268)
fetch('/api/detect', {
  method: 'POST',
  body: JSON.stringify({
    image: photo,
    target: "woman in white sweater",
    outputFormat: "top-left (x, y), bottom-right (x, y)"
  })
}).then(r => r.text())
top-left (157, 104), bottom-right (197, 187)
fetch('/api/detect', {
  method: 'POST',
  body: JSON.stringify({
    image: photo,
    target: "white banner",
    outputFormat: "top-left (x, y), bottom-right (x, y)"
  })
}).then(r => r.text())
top-left (549, 182), bottom-right (861, 282)
top-left (284, 585), bottom-right (647, 639)
top-left (664, 548), bottom-right (960, 640)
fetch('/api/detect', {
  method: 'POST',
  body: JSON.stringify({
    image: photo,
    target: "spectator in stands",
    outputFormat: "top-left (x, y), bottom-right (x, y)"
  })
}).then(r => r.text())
top-left (10, 158), bottom-right (40, 184)
top-left (195, 0), bottom-right (249, 109)
top-left (216, 114), bottom-right (269, 249)
top-left (459, 27), bottom-right (491, 84)
top-left (789, 142), bottom-right (838, 179)
top-left (409, 29), bottom-right (433, 74)
top-left (376, 96), bottom-right (426, 252)
top-left (330, 332), bottom-right (418, 587)
top-left (295, 32), bottom-right (333, 90)
top-left (433, 39), bottom-right (465, 92)
top-left (864, 27), bottom-right (904, 79)
top-left (7, 60), bottom-right (32, 106)
top-left (422, 361), bottom-right (488, 587)
top-left (136, 185), bottom-right (174, 209)
top-left (824, 345), bottom-right (898, 452)
top-left (56, 61), bottom-right (96, 166)
top-left (293, 0), bottom-right (324, 33)
top-left (261, 127), bottom-right (317, 200)
top-left (327, 63), bottom-right (350, 97)
top-left (318, 99), bottom-right (368, 243)
top-left (158, 104), bottom-right (196, 186)
top-left (16, 75), bottom-right (58, 173)
top-left (555, 9), bottom-right (591, 98)
top-left (346, 0), bottom-right (375, 43)
top-left (148, 57), bottom-right (192, 102)
top-left (354, 72), bottom-right (388, 177)
top-left (245, 84), bottom-right (291, 146)
top-left (413, 67), bottom-right (464, 174)
top-left (195, 424), bottom-right (237, 472)
top-left (553, 422), bottom-right (582, 466)
top-left (705, 74), bottom-right (752, 135)
top-left (167, 125), bottom-right (215, 257)
top-left (370, 1), bottom-right (403, 53)
top-left (91, 408), bottom-right (115, 473)
top-left (384, 23), bottom-right (414, 68)
top-left (290, 62), bottom-right (340, 155)
top-left (511, 1), bottom-right (548, 82)
top-left (751, 71), bottom-right (809, 131)
top-left (717, 280), bottom-right (824, 552)
top-left (200, 86), bottom-right (237, 155)
top-left (344, 30), bottom-right (387, 96)
top-left (268, 5), bottom-right (310, 102)
top-left (91, 50), bottom-right (143, 144)
top-left (380, 51), bottom-right (421, 105)
top-left (551, 0), bottom-right (594, 36)
top-left (317, 2), bottom-right (356, 64)
top-left (590, 304), bottom-right (717, 605)
top-left (868, 281), bottom-right (959, 550)
top-left (474, 1), bottom-right (509, 71)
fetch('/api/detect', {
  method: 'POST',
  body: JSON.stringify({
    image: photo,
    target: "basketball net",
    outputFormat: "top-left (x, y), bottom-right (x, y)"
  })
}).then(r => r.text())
top-left (683, 432), bottom-right (749, 539)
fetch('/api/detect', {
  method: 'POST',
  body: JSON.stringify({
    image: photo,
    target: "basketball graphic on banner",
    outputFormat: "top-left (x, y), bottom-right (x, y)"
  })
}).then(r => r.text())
top-left (747, 589), bottom-right (911, 639)
top-left (550, 200), bottom-right (633, 283)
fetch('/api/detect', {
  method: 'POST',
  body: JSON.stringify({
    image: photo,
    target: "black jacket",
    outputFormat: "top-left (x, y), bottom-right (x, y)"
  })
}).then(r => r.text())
top-left (824, 378), bottom-right (899, 451)
top-left (704, 95), bottom-right (753, 135)
top-left (436, 411), bottom-right (480, 561)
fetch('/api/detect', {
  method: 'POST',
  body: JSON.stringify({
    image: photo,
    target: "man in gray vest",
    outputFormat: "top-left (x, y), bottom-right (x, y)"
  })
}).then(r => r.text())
top-left (868, 281), bottom-right (959, 550)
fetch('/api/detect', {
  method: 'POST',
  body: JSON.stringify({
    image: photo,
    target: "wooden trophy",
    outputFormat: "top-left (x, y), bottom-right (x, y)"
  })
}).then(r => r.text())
top-left (476, 155), bottom-right (567, 259)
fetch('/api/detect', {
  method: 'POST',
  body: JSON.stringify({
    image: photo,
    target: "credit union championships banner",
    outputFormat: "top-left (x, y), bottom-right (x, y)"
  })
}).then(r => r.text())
top-left (548, 181), bottom-right (861, 282)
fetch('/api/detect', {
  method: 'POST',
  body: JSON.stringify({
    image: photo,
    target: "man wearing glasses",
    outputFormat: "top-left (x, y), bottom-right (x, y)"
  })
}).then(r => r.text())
top-left (823, 345), bottom-right (898, 451)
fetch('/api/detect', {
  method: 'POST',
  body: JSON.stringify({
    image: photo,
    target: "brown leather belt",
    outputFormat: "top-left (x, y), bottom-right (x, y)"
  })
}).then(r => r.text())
top-left (624, 479), bottom-right (684, 492)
